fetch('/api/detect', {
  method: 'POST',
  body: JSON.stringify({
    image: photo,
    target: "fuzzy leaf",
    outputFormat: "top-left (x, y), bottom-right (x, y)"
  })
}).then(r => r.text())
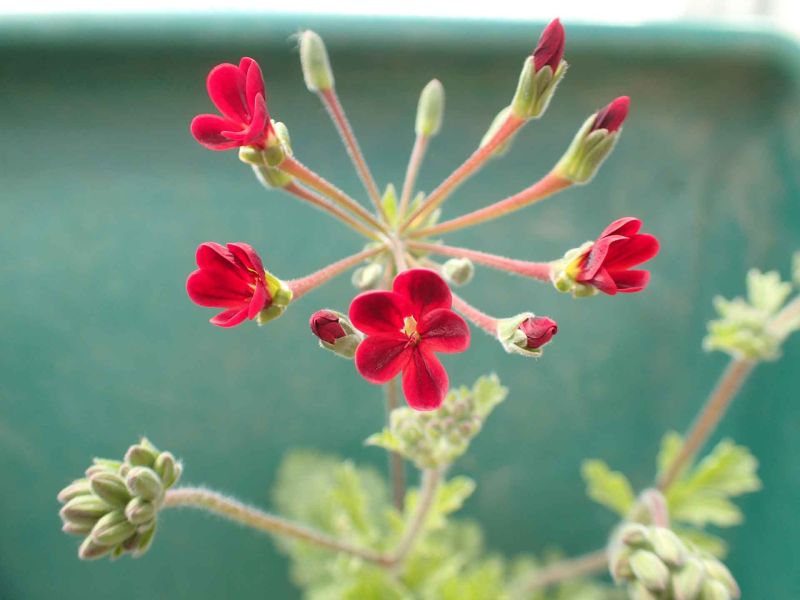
top-left (669, 494), bottom-right (743, 527)
top-left (673, 527), bottom-right (728, 558)
top-left (746, 269), bottom-right (792, 315)
top-left (656, 431), bottom-right (684, 480)
top-left (581, 460), bottom-right (636, 517)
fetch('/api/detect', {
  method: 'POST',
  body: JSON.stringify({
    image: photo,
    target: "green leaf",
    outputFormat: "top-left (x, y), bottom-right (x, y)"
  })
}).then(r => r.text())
top-left (364, 430), bottom-right (403, 453)
top-left (404, 475), bottom-right (476, 532)
top-left (669, 494), bottom-right (743, 527)
top-left (746, 269), bottom-right (792, 315)
top-left (581, 460), bottom-right (636, 517)
top-left (381, 184), bottom-right (398, 227)
top-left (471, 373), bottom-right (509, 418)
top-left (673, 527), bottom-right (728, 558)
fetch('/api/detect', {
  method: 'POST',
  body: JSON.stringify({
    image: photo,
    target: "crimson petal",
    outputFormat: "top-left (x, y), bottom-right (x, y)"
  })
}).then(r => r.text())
top-left (402, 347), bottom-right (448, 411)
top-left (598, 217), bottom-right (641, 239)
top-left (227, 242), bottom-right (265, 274)
top-left (578, 235), bottom-right (626, 281)
top-left (354, 335), bottom-right (411, 383)
top-left (393, 268), bottom-right (452, 320)
top-left (186, 270), bottom-right (252, 308)
top-left (207, 62), bottom-right (250, 123)
top-left (610, 269), bottom-right (651, 293)
top-left (190, 114), bottom-right (244, 150)
top-left (349, 291), bottom-right (412, 336)
top-left (210, 306), bottom-right (250, 328)
top-left (589, 268), bottom-right (618, 295)
top-left (417, 308), bottom-right (470, 353)
top-left (603, 234), bottom-right (659, 271)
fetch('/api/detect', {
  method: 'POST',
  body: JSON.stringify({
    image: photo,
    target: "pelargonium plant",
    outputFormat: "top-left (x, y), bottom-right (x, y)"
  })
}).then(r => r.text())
top-left (57, 20), bottom-right (800, 599)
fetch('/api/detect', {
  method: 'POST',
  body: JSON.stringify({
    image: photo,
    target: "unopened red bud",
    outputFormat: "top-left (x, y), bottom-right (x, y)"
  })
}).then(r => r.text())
top-left (593, 96), bottom-right (630, 133)
top-left (533, 18), bottom-right (565, 72)
top-left (310, 310), bottom-right (347, 344)
top-left (519, 316), bottom-right (558, 349)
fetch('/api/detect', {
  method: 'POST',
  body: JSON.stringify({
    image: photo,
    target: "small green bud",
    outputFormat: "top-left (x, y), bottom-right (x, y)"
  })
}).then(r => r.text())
top-left (89, 472), bottom-right (132, 507)
top-left (57, 479), bottom-right (92, 503)
top-left (90, 510), bottom-right (136, 546)
top-left (382, 184), bottom-right (399, 226)
top-left (78, 536), bottom-right (113, 561)
top-left (608, 545), bottom-right (634, 581)
top-left (124, 444), bottom-right (157, 468)
top-left (703, 559), bottom-right (740, 598)
top-left (618, 522), bottom-right (650, 547)
top-left (441, 258), bottom-right (474, 286)
top-left (299, 30), bottom-right (334, 93)
top-left (125, 467), bottom-right (164, 502)
top-left (629, 550), bottom-right (670, 592)
top-left (154, 452), bottom-right (181, 489)
top-left (650, 526), bottom-right (686, 567)
top-left (131, 523), bottom-right (157, 557)
top-left (60, 495), bottom-right (112, 525)
top-left (672, 559), bottom-right (706, 600)
top-left (629, 583), bottom-right (660, 600)
top-left (62, 521), bottom-right (94, 536)
top-left (701, 580), bottom-right (732, 600)
top-left (415, 79), bottom-right (445, 137)
top-left (125, 497), bottom-right (157, 526)
top-left (352, 262), bottom-right (384, 291)
top-left (480, 106), bottom-right (516, 158)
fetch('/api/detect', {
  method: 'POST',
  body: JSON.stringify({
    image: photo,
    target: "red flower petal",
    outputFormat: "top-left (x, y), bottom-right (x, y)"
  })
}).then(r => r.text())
top-left (402, 346), bottom-right (448, 411)
top-left (349, 291), bottom-right (411, 336)
top-left (186, 270), bottom-right (251, 308)
top-left (598, 217), bottom-right (641, 239)
top-left (589, 268), bottom-right (618, 295)
top-left (190, 114), bottom-right (245, 150)
top-left (610, 269), bottom-right (651, 293)
top-left (592, 96), bottom-right (630, 133)
top-left (247, 282), bottom-right (270, 319)
top-left (417, 308), bottom-right (470, 353)
top-left (207, 62), bottom-right (249, 123)
top-left (577, 235), bottom-right (627, 281)
top-left (392, 269), bottom-right (452, 320)
top-left (603, 234), bottom-right (660, 271)
top-left (210, 306), bottom-right (250, 328)
top-left (354, 335), bottom-right (411, 383)
top-left (533, 18), bottom-right (565, 72)
top-left (242, 58), bottom-right (267, 117)
top-left (226, 242), bottom-right (265, 275)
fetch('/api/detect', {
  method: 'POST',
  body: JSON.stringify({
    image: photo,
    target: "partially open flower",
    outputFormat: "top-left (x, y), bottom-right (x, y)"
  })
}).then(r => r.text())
top-left (349, 269), bottom-right (470, 411)
top-left (310, 310), bottom-right (361, 359)
top-left (520, 316), bottom-right (558, 349)
top-left (186, 242), bottom-right (292, 328)
top-left (554, 218), bottom-right (660, 296)
top-left (190, 57), bottom-right (275, 151)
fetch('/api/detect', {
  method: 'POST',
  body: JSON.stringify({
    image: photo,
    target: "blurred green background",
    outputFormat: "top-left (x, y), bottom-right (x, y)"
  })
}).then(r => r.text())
top-left (1, 14), bottom-right (799, 598)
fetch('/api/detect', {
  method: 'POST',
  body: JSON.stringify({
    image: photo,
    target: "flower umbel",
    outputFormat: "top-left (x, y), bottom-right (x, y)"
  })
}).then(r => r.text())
top-left (190, 57), bottom-right (275, 151)
top-left (350, 269), bottom-right (470, 410)
top-left (186, 242), bottom-right (292, 327)
top-left (553, 217), bottom-right (660, 296)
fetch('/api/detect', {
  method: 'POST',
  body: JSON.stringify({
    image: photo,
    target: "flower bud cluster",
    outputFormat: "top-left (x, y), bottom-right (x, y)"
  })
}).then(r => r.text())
top-left (58, 438), bottom-right (181, 560)
top-left (609, 523), bottom-right (740, 600)
top-left (366, 374), bottom-right (507, 469)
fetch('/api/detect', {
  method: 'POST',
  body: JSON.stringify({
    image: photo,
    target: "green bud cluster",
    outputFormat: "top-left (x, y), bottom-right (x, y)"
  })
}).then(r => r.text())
top-left (551, 242), bottom-right (598, 298)
top-left (58, 438), bottom-right (181, 560)
top-left (609, 523), bottom-right (740, 600)
top-left (554, 113), bottom-right (620, 184)
top-left (704, 268), bottom-right (799, 361)
top-left (366, 374), bottom-right (507, 469)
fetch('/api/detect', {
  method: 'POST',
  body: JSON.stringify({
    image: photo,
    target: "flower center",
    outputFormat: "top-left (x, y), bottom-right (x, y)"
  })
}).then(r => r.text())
top-left (403, 315), bottom-right (420, 343)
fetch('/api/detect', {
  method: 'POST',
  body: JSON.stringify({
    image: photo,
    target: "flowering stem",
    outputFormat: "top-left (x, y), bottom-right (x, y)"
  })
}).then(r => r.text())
top-left (411, 171), bottom-right (572, 238)
top-left (287, 246), bottom-right (386, 300)
top-left (389, 468), bottom-right (442, 566)
top-left (451, 293), bottom-right (498, 336)
top-left (656, 359), bottom-right (755, 491)
top-left (515, 549), bottom-right (608, 594)
top-left (283, 182), bottom-right (381, 241)
top-left (385, 378), bottom-right (406, 511)
top-left (409, 241), bottom-right (552, 281)
top-left (163, 487), bottom-right (391, 566)
top-left (400, 113), bottom-right (526, 232)
top-left (319, 88), bottom-right (386, 221)
top-left (398, 134), bottom-right (429, 217)
top-left (278, 155), bottom-right (388, 234)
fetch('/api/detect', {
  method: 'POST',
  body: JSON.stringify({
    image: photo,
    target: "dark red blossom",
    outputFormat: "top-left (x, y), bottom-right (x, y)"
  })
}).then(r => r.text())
top-left (592, 96), bottom-right (630, 133)
top-left (349, 269), bottom-right (470, 411)
top-left (520, 316), bottom-right (558, 349)
top-left (310, 310), bottom-right (347, 344)
top-left (190, 57), bottom-right (274, 151)
top-left (573, 217), bottom-right (659, 295)
top-left (186, 242), bottom-right (271, 327)
top-left (533, 18), bottom-right (566, 72)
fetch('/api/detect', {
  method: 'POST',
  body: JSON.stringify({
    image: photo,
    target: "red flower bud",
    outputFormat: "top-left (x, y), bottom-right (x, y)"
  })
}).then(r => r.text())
top-left (310, 310), bottom-right (347, 344)
top-left (533, 18), bottom-right (566, 72)
top-left (592, 96), bottom-right (630, 133)
top-left (190, 57), bottom-right (275, 151)
top-left (519, 316), bottom-right (558, 349)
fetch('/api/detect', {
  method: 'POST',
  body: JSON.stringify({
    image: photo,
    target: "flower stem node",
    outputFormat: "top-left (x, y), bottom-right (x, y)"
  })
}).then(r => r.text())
top-left (415, 79), bottom-right (445, 138)
top-left (554, 96), bottom-right (630, 184)
top-left (309, 309), bottom-right (362, 359)
top-left (57, 438), bottom-right (182, 560)
top-left (441, 258), bottom-right (474, 286)
top-left (299, 30), bottom-right (335, 93)
top-left (497, 313), bottom-right (558, 357)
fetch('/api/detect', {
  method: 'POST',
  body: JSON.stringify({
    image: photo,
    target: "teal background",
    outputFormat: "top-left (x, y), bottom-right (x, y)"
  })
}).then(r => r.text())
top-left (1, 14), bottom-right (799, 598)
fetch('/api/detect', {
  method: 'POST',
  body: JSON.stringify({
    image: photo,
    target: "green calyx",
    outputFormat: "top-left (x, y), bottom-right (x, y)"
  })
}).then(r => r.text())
top-left (415, 79), bottom-right (445, 137)
top-left (366, 374), bottom-right (507, 469)
top-left (496, 312), bottom-right (541, 357)
top-left (550, 242), bottom-right (597, 298)
top-left (256, 271), bottom-right (294, 326)
top-left (553, 112), bottom-right (621, 184)
top-left (240, 122), bottom-right (294, 188)
top-left (510, 56), bottom-right (567, 120)
top-left (57, 437), bottom-right (182, 560)
top-left (314, 309), bottom-right (362, 360)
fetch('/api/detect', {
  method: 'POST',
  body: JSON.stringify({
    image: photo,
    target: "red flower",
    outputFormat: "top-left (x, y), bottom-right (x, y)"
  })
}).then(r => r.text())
top-left (520, 316), bottom-right (558, 349)
top-left (186, 242), bottom-right (271, 327)
top-left (310, 310), bottom-right (347, 344)
top-left (190, 57), bottom-right (274, 151)
top-left (349, 269), bottom-right (470, 411)
top-left (533, 18), bottom-right (566, 72)
top-left (572, 218), bottom-right (660, 295)
top-left (592, 96), bottom-right (630, 133)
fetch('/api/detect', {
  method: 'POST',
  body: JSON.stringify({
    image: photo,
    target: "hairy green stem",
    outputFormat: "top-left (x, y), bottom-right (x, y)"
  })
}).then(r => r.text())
top-left (398, 134), bottom-right (429, 217)
top-left (385, 378), bottom-right (406, 512)
top-left (163, 487), bottom-right (391, 566)
top-left (409, 240), bottom-right (552, 281)
top-left (282, 182), bottom-right (381, 241)
top-left (515, 549), bottom-right (609, 594)
top-left (390, 468), bottom-right (442, 567)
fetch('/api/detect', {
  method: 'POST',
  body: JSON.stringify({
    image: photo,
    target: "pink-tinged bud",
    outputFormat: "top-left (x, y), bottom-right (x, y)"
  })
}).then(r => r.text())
top-left (592, 96), bottom-right (630, 133)
top-left (310, 310), bottom-right (347, 344)
top-left (519, 316), bottom-right (558, 349)
top-left (533, 19), bottom-right (565, 72)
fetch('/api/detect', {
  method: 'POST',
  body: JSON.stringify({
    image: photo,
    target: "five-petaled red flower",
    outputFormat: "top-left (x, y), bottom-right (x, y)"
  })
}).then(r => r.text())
top-left (349, 269), bottom-right (470, 411)
top-left (572, 217), bottom-right (659, 295)
top-left (190, 57), bottom-right (274, 151)
top-left (533, 18), bottom-right (565, 72)
top-left (592, 96), bottom-right (630, 133)
top-left (186, 242), bottom-right (271, 327)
